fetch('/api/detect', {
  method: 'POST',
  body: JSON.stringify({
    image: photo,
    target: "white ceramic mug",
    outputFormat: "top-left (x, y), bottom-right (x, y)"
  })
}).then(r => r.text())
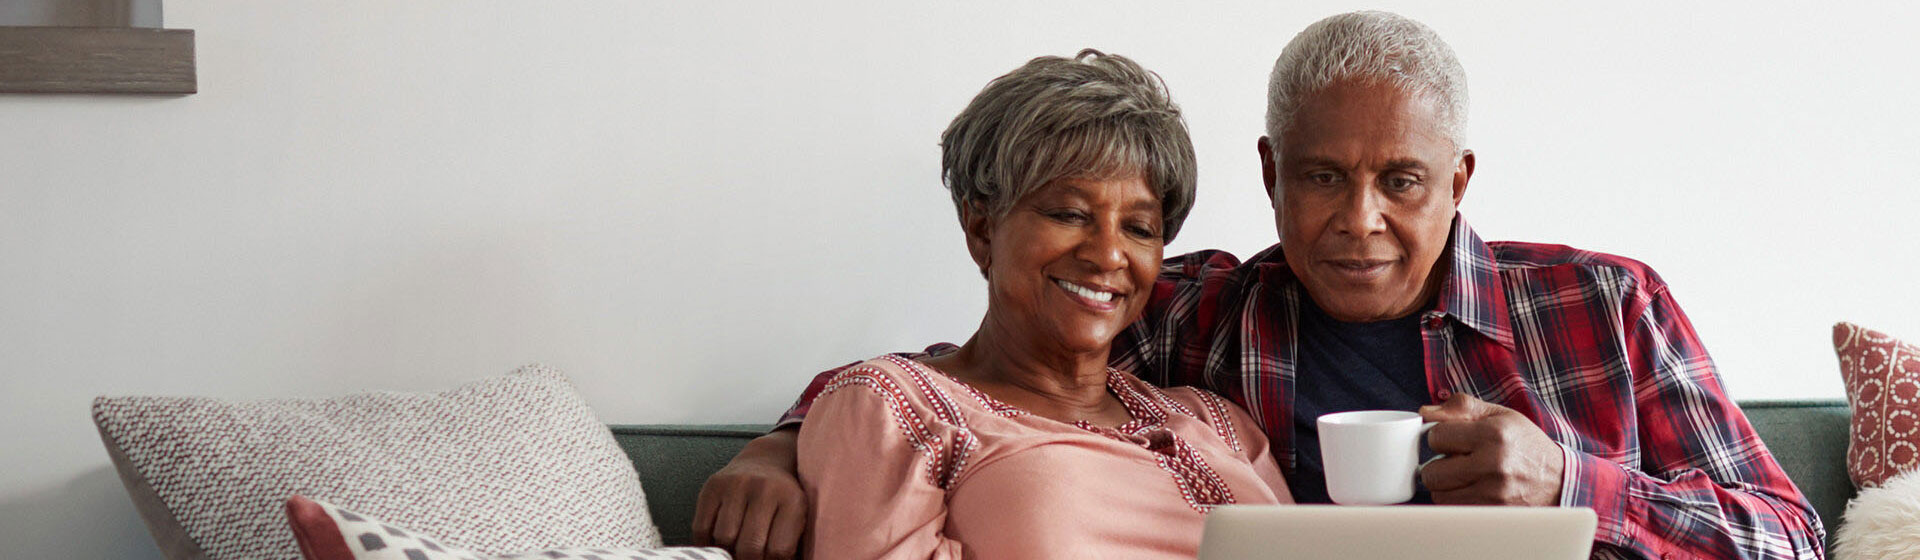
top-left (1317, 410), bottom-right (1437, 505)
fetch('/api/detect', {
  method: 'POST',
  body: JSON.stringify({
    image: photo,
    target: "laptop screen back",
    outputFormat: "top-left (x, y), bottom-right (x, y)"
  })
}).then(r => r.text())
top-left (1198, 505), bottom-right (1597, 560)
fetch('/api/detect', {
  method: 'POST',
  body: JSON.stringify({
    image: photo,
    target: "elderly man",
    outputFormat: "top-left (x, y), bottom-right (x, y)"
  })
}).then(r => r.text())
top-left (696, 11), bottom-right (1824, 560)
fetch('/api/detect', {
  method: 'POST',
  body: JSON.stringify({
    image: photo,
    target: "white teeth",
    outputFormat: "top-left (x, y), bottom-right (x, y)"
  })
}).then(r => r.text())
top-left (1056, 280), bottom-right (1115, 303)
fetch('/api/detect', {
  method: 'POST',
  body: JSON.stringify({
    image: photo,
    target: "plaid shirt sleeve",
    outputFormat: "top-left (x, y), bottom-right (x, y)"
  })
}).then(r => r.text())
top-left (1559, 282), bottom-right (1825, 559)
top-left (1108, 249), bottom-right (1245, 390)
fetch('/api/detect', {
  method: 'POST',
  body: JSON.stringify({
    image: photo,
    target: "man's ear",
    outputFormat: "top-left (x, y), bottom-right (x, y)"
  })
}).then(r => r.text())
top-left (1451, 149), bottom-right (1475, 207)
top-left (960, 203), bottom-right (993, 279)
top-left (1257, 136), bottom-right (1279, 205)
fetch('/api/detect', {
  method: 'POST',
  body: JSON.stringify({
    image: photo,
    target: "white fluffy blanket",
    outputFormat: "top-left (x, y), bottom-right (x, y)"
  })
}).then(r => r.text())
top-left (1839, 468), bottom-right (1920, 560)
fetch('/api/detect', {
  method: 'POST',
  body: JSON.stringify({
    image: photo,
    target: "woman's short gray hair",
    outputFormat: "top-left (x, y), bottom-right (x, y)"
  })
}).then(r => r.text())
top-left (1265, 11), bottom-right (1469, 149)
top-left (941, 49), bottom-right (1198, 242)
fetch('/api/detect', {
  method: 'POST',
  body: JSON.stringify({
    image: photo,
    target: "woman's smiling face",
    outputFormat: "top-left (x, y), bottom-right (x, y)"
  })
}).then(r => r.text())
top-left (969, 174), bottom-right (1165, 357)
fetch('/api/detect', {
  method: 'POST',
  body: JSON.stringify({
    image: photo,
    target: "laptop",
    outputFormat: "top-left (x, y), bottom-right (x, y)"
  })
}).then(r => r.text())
top-left (1198, 505), bottom-right (1597, 560)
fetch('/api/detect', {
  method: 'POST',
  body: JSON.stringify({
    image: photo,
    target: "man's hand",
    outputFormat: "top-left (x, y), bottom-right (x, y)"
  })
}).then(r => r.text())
top-left (1418, 393), bottom-right (1565, 506)
top-left (693, 428), bottom-right (806, 560)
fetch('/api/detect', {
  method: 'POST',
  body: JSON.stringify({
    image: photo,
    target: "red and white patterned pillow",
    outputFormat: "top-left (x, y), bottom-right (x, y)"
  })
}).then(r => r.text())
top-left (1834, 322), bottom-right (1920, 487)
top-left (286, 496), bottom-right (727, 560)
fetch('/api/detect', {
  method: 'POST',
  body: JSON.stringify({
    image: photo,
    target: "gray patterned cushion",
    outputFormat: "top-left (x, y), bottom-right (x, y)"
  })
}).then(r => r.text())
top-left (93, 364), bottom-right (660, 560)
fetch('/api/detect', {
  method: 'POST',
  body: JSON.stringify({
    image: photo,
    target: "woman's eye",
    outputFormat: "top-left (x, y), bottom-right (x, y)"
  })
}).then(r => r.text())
top-left (1046, 209), bottom-right (1088, 224)
top-left (1126, 223), bottom-right (1159, 239)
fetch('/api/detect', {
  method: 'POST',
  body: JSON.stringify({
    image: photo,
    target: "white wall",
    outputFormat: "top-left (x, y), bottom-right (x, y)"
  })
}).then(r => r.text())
top-left (4, 1), bottom-right (1916, 557)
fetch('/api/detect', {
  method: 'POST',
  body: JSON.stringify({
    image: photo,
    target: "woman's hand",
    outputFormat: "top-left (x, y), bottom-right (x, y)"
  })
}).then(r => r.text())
top-left (693, 428), bottom-right (807, 560)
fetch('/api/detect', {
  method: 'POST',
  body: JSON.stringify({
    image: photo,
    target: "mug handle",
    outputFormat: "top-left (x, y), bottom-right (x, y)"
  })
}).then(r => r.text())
top-left (1415, 422), bottom-right (1446, 478)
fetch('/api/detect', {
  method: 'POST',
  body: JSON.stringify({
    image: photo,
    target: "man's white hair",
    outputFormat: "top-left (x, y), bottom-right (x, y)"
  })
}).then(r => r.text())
top-left (1265, 11), bottom-right (1469, 149)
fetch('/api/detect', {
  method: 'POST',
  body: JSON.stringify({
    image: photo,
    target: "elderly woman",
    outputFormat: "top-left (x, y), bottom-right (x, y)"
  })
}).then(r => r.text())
top-left (796, 50), bottom-right (1292, 559)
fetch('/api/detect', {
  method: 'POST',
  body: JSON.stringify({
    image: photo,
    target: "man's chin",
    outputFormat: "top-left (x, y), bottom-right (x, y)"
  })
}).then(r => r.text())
top-left (1312, 294), bottom-right (1417, 323)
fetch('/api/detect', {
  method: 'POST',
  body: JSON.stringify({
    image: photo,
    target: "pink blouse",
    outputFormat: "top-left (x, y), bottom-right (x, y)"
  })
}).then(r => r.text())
top-left (797, 354), bottom-right (1293, 559)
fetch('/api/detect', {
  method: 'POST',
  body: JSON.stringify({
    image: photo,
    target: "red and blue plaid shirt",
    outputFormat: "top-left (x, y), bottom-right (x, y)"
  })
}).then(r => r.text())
top-left (782, 215), bottom-right (1823, 559)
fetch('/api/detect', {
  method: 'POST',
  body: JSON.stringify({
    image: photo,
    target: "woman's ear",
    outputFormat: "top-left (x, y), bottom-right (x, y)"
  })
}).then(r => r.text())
top-left (960, 203), bottom-right (993, 279)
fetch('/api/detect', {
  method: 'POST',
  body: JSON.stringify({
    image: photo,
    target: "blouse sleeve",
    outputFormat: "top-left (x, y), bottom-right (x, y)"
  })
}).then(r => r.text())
top-left (796, 369), bottom-right (968, 559)
top-left (1175, 387), bottom-right (1293, 504)
top-left (1222, 396), bottom-right (1293, 503)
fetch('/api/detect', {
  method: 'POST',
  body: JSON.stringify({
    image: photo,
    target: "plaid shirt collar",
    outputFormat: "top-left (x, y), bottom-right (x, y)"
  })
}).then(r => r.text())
top-left (1435, 215), bottom-right (1516, 348)
top-left (1244, 213), bottom-right (1516, 348)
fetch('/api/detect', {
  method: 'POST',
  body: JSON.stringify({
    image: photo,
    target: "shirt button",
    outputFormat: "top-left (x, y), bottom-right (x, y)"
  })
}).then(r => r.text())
top-left (1423, 312), bottom-right (1445, 328)
top-left (1436, 388), bottom-right (1453, 400)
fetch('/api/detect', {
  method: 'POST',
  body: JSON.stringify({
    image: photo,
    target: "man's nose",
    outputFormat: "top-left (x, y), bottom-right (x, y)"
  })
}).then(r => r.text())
top-left (1332, 183), bottom-right (1388, 237)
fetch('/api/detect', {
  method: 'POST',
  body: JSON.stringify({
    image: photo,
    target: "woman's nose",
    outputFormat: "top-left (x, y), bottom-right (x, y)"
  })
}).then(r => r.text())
top-left (1075, 223), bottom-right (1128, 270)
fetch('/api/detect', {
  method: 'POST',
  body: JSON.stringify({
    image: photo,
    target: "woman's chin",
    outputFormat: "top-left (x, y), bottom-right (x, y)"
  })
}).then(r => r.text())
top-left (1044, 328), bottom-right (1122, 356)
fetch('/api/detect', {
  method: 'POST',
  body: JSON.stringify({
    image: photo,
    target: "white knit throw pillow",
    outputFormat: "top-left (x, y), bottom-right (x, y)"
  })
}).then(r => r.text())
top-left (1837, 467), bottom-right (1920, 560)
top-left (93, 364), bottom-right (661, 560)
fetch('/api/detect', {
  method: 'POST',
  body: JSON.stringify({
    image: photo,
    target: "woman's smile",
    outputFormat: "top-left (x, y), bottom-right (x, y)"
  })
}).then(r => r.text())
top-left (1053, 278), bottom-right (1121, 310)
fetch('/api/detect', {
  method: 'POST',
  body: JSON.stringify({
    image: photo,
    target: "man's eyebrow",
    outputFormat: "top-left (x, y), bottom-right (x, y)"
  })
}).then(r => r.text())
top-left (1283, 155), bottom-right (1344, 167)
top-left (1383, 158), bottom-right (1430, 172)
top-left (1283, 156), bottom-right (1430, 172)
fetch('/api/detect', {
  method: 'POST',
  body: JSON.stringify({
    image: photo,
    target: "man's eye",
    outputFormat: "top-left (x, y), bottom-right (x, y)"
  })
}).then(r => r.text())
top-left (1385, 176), bottom-right (1420, 191)
top-left (1307, 171), bottom-right (1342, 186)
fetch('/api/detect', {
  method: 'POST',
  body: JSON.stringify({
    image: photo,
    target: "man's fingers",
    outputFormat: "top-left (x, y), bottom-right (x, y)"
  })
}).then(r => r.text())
top-left (1418, 452), bottom-right (1485, 493)
top-left (732, 494), bottom-right (783, 560)
top-left (1429, 476), bottom-right (1507, 505)
top-left (1424, 417), bottom-right (1498, 455)
top-left (1416, 392), bottom-right (1475, 422)
top-left (1418, 393), bottom-right (1501, 423)
top-left (691, 482), bottom-right (723, 545)
top-left (763, 497), bottom-right (807, 560)
top-left (708, 489), bottom-right (748, 550)
top-left (691, 430), bottom-right (805, 554)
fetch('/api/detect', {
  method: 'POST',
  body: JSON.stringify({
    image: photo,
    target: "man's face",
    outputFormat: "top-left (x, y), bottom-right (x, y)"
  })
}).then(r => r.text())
top-left (1257, 79), bottom-right (1474, 322)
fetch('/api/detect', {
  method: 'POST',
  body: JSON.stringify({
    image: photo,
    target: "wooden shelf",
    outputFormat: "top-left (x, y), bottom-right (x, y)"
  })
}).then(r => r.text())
top-left (0, 26), bottom-right (195, 94)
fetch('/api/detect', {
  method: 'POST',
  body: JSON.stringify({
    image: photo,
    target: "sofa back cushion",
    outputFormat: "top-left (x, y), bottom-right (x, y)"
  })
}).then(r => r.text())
top-left (616, 406), bottom-right (1853, 549)
top-left (610, 425), bottom-right (769, 546)
top-left (1742, 399), bottom-right (1851, 546)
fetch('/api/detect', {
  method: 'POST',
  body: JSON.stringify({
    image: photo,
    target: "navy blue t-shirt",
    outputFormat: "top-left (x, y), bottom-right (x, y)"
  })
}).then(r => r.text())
top-left (1288, 298), bottom-right (1435, 504)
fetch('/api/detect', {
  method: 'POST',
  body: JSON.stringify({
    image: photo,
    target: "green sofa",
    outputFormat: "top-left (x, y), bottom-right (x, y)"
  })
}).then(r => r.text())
top-left (612, 399), bottom-right (1852, 548)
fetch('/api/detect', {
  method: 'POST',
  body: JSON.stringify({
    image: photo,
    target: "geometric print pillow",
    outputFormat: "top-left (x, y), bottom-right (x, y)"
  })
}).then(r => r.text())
top-left (94, 364), bottom-right (660, 560)
top-left (286, 496), bottom-right (729, 560)
top-left (1834, 322), bottom-right (1920, 488)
